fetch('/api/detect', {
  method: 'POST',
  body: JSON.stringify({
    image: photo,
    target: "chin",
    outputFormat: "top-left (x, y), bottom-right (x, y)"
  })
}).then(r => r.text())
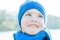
top-left (22, 26), bottom-right (43, 35)
top-left (26, 32), bottom-right (38, 35)
top-left (23, 29), bottom-right (41, 35)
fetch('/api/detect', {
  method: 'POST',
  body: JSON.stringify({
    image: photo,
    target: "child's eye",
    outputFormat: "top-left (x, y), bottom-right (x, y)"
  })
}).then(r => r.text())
top-left (38, 15), bottom-right (43, 18)
top-left (26, 14), bottom-right (31, 16)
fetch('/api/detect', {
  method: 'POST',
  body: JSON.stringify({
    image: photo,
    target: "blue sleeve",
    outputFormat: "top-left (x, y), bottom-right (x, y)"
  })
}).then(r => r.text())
top-left (43, 28), bottom-right (52, 40)
top-left (13, 30), bottom-right (22, 40)
top-left (43, 33), bottom-right (51, 40)
top-left (13, 33), bottom-right (16, 40)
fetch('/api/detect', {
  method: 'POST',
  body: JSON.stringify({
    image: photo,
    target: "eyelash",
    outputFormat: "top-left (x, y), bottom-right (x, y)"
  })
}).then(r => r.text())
top-left (26, 14), bottom-right (31, 16)
top-left (38, 15), bottom-right (43, 18)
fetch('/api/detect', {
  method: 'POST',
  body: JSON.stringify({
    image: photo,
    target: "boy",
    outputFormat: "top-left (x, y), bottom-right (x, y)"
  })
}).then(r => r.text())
top-left (13, 1), bottom-right (51, 40)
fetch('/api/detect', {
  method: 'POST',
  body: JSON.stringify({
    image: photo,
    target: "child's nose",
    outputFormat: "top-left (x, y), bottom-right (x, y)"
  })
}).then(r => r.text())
top-left (31, 17), bottom-right (38, 23)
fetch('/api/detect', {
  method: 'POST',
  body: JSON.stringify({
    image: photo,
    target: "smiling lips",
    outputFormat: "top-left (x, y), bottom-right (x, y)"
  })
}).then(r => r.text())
top-left (28, 24), bottom-right (39, 28)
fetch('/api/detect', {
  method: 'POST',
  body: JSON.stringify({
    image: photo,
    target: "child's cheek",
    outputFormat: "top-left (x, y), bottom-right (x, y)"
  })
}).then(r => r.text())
top-left (22, 18), bottom-right (29, 27)
top-left (39, 21), bottom-right (44, 28)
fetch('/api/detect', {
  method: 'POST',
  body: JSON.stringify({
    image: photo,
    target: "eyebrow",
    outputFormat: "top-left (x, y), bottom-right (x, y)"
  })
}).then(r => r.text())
top-left (27, 11), bottom-right (31, 14)
top-left (38, 13), bottom-right (43, 16)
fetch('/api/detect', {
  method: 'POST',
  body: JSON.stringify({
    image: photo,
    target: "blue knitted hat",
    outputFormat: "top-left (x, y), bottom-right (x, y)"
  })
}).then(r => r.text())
top-left (18, 1), bottom-right (46, 28)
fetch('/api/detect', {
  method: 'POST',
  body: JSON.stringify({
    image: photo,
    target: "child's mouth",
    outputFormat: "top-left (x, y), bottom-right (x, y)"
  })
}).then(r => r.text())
top-left (28, 24), bottom-right (39, 28)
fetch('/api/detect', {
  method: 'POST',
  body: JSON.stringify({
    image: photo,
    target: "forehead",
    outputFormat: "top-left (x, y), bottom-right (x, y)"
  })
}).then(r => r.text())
top-left (24, 9), bottom-right (43, 15)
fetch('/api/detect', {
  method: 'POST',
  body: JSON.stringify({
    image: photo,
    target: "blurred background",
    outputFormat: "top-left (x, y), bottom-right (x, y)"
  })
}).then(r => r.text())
top-left (0, 0), bottom-right (60, 40)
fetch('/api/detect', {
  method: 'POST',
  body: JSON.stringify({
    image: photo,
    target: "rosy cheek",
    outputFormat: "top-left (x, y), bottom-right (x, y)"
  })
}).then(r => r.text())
top-left (39, 21), bottom-right (44, 26)
top-left (22, 19), bottom-right (29, 26)
top-left (38, 21), bottom-right (44, 30)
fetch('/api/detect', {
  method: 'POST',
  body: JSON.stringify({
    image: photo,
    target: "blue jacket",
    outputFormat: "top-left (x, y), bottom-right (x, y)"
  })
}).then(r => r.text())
top-left (13, 29), bottom-right (51, 40)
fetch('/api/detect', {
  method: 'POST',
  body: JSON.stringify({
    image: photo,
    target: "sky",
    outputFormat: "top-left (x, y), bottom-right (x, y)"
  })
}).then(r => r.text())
top-left (0, 0), bottom-right (60, 17)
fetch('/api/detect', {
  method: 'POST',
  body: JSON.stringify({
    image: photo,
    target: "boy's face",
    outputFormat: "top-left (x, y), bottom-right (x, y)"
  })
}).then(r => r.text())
top-left (21, 9), bottom-right (44, 35)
